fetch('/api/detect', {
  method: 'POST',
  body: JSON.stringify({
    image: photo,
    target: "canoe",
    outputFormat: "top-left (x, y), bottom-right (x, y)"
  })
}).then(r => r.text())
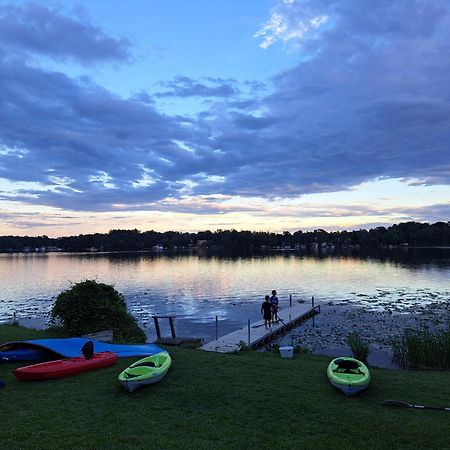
top-left (119, 351), bottom-right (171, 392)
top-left (14, 352), bottom-right (118, 381)
top-left (327, 357), bottom-right (370, 396)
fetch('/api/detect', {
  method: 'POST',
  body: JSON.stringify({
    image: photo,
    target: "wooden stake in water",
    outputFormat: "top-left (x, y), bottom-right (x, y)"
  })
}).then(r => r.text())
top-left (169, 317), bottom-right (176, 338)
top-left (153, 316), bottom-right (161, 339)
top-left (248, 319), bottom-right (251, 346)
top-left (215, 316), bottom-right (218, 340)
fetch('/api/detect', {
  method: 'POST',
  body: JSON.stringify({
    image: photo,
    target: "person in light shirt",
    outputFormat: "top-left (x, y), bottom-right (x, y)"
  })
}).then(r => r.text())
top-left (270, 290), bottom-right (279, 324)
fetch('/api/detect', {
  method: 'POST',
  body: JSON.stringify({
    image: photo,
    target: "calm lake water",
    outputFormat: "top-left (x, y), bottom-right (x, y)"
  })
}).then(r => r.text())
top-left (1, 248), bottom-right (449, 346)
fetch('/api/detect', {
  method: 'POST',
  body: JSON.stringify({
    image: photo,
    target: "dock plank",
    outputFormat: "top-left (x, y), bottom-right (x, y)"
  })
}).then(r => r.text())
top-left (199, 303), bottom-right (320, 353)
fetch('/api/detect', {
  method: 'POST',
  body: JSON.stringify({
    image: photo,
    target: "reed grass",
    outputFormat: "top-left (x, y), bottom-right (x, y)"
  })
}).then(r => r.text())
top-left (347, 331), bottom-right (370, 362)
top-left (392, 327), bottom-right (450, 369)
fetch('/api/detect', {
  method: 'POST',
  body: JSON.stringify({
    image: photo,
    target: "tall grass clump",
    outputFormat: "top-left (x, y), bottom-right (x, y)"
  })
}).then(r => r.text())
top-left (392, 327), bottom-right (450, 369)
top-left (347, 331), bottom-right (370, 362)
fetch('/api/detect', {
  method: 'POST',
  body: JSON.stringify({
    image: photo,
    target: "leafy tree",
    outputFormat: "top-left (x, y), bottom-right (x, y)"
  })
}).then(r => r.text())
top-left (51, 280), bottom-right (146, 343)
top-left (2, 221), bottom-right (450, 252)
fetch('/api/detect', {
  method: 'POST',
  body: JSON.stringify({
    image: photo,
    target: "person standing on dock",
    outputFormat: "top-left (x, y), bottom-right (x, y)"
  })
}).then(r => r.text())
top-left (270, 290), bottom-right (279, 323)
top-left (261, 295), bottom-right (272, 328)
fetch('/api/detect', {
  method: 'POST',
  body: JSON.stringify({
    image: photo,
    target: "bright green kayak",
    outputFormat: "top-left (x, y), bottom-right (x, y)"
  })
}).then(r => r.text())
top-left (119, 351), bottom-right (172, 392)
top-left (327, 357), bottom-right (370, 396)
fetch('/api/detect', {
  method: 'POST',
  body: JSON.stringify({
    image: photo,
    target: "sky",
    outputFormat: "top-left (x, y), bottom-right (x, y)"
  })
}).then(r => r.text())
top-left (0, 0), bottom-right (449, 237)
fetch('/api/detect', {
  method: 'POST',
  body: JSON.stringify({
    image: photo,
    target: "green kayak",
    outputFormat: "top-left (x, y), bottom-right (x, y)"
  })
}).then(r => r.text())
top-left (327, 357), bottom-right (370, 396)
top-left (119, 351), bottom-right (172, 392)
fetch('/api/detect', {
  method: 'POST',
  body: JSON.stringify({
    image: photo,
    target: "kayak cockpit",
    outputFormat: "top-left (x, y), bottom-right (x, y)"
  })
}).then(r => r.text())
top-left (332, 359), bottom-right (365, 375)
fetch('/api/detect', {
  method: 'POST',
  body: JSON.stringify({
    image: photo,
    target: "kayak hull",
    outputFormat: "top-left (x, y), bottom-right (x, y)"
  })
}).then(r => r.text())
top-left (329, 379), bottom-right (370, 396)
top-left (327, 357), bottom-right (370, 396)
top-left (14, 352), bottom-right (118, 381)
top-left (119, 352), bottom-right (171, 392)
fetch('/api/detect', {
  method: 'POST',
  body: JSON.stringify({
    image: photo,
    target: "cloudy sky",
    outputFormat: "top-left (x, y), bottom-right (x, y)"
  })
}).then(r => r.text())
top-left (1, 0), bottom-right (449, 236)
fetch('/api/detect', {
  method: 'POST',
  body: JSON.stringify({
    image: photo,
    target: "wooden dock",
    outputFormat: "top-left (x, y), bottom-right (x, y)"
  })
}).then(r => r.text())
top-left (199, 302), bottom-right (320, 353)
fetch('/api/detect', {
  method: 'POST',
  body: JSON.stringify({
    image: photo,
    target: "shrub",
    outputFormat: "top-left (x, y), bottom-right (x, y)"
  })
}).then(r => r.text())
top-left (50, 280), bottom-right (146, 343)
top-left (347, 331), bottom-right (370, 362)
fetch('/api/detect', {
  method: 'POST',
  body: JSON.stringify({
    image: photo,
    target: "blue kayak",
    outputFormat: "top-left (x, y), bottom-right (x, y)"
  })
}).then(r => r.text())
top-left (0, 338), bottom-right (164, 360)
top-left (0, 348), bottom-right (52, 362)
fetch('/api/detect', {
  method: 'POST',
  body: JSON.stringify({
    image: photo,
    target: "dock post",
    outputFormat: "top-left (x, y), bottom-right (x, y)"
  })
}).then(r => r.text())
top-left (169, 316), bottom-right (176, 338)
top-left (312, 296), bottom-right (315, 308)
top-left (290, 294), bottom-right (292, 308)
top-left (248, 319), bottom-right (251, 346)
top-left (153, 316), bottom-right (161, 340)
top-left (215, 316), bottom-right (218, 340)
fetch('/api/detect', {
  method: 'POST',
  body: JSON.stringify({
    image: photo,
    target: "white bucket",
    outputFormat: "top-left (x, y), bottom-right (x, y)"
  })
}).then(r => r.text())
top-left (279, 346), bottom-right (294, 359)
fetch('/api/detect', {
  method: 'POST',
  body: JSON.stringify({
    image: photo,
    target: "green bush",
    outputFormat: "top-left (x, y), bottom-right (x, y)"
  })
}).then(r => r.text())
top-left (50, 280), bottom-right (146, 343)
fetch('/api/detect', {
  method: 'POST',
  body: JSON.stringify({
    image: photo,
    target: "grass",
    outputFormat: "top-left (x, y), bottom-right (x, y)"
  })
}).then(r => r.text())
top-left (392, 327), bottom-right (450, 369)
top-left (1, 324), bottom-right (450, 449)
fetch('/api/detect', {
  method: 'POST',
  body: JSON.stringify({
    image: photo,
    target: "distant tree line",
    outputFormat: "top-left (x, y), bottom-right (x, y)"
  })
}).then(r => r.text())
top-left (1, 221), bottom-right (450, 253)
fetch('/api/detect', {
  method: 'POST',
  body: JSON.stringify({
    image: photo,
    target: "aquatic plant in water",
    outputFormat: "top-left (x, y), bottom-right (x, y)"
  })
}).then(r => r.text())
top-left (392, 327), bottom-right (450, 369)
top-left (347, 331), bottom-right (370, 362)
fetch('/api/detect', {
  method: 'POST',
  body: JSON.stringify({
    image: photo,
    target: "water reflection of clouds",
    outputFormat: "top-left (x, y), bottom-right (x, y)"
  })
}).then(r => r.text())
top-left (1, 251), bottom-right (450, 331)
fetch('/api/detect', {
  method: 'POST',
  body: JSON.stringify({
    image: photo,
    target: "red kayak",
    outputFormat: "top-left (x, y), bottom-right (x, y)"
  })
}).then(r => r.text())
top-left (14, 352), bottom-right (118, 381)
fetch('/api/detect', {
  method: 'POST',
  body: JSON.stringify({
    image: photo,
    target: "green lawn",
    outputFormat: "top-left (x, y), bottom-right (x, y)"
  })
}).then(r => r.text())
top-left (1, 324), bottom-right (450, 449)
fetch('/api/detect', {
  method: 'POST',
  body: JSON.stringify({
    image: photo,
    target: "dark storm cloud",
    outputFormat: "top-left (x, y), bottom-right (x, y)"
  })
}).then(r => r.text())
top-left (0, 2), bottom-right (131, 63)
top-left (0, 55), bottom-right (215, 210)
top-left (232, 113), bottom-right (278, 130)
top-left (1, 0), bottom-right (450, 214)
top-left (197, 0), bottom-right (450, 197)
top-left (155, 76), bottom-right (239, 98)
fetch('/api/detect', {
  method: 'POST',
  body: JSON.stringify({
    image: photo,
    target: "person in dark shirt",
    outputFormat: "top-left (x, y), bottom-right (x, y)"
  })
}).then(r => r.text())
top-left (261, 295), bottom-right (272, 328)
top-left (270, 290), bottom-right (279, 323)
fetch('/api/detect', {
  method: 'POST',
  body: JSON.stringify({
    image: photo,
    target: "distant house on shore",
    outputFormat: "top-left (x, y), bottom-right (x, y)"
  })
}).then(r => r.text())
top-left (46, 246), bottom-right (60, 252)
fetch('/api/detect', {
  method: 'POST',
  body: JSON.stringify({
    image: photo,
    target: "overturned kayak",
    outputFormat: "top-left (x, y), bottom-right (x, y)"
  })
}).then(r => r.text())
top-left (1, 348), bottom-right (52, 363)
top-left (119, 352), bottom-right (171, 393)
top-left (14, 352), bottom-right (118, 381)
top-left (327, 357), bottom-right (370, 396)
top-left (0, 338), bottom-right (164, 359)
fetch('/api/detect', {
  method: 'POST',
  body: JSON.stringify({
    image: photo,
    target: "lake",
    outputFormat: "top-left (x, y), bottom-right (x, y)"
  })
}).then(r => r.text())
top-left (1, 248), bottom-right (449, 352)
